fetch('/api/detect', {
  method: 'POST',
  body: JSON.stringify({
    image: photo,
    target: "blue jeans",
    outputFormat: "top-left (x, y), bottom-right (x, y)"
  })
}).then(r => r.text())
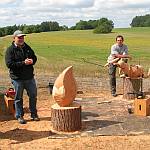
top-left (11, 78), bottom-right (37, 119)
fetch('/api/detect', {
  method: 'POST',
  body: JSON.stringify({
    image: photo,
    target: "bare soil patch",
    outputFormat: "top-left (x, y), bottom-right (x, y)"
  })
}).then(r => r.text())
top-left (1, 77), bottom-right (150, 149)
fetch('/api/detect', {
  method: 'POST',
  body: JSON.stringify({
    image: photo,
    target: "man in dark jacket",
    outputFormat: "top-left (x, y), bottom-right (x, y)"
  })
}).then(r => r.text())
top-left (5, 30), bottom-right (39, 124)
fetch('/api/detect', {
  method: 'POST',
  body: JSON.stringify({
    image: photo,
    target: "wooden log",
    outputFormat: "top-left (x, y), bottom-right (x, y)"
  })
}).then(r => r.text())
top-left (51, 102), bottom-right (81, 132)
top-left (4, 95), bottom-right (15, 115)
top-left (123, 77), bottom-right (142, 99)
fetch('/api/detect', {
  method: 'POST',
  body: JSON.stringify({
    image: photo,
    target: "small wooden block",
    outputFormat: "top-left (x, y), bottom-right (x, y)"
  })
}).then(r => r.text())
top-left (4, 95), bottom-right (15, 115)
top-left (134, 97), bottom-right (150, 116)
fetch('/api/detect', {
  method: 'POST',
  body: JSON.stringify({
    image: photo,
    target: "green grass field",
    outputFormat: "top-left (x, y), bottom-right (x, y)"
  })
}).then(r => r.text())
top-left (0, 27), bottom-right (150, 77)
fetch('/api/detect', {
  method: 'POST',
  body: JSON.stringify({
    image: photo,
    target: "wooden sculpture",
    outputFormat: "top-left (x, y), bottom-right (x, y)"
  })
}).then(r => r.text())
top-left (52, 66), bottom-right (77, 107)
top-left (104, 58), bottom-right (120, 67)
top-left (105, 58), bottom-right (150, 78)
top-left (51, 66), bottom-right (81, 132)
top-left (113, 59), bottom-right (150, 99)
top-left (116, 59), bottom-right (150, 78)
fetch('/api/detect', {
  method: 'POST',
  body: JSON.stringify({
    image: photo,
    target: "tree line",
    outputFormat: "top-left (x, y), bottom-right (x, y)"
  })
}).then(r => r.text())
top-left (1, 14), bottom-right (150, 37)
top-left (131, 14), bottom-right (150, 27)
top-left (0, 18), bottom-right (114, 37)
top-left (71, 18), bottom-right (114, 34)
top-left (0, 21), bottom-right (68, 37)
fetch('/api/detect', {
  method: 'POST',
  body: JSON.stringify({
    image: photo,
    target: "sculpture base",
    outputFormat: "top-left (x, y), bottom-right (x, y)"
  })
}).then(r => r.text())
top-left (123, 77), bottom-right (142, 100)
top-left (51, 102), bottom-right (81, 132)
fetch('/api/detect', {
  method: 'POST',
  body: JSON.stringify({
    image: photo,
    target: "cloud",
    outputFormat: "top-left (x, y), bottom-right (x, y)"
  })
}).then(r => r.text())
top-left (52, 0), bottom-right (95, 8)
top-left (0, 0), bottom-right (150, 28)
top-left (0, 0), bottom-right (16, 5)
top-left (22, 0), bottom-right (95, 8)
top-left (94, 0), bottom-right (149, 9)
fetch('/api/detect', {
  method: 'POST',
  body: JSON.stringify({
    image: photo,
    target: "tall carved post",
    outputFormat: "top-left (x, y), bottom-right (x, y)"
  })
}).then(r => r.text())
top-left (123, 77), bottom-right (142, 99)
top-left (51, 66), bottom-right (82, 132)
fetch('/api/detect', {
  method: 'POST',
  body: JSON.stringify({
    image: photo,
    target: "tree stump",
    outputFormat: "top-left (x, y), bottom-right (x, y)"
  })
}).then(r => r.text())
top-left (51, 102), bottom-right (81, 132)
top-left (123, 77), bottom-right (142, 99)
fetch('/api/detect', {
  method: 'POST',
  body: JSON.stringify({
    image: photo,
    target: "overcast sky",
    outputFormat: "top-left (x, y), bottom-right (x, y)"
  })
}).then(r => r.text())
top-left (0, 0), bottom-right (150, 28)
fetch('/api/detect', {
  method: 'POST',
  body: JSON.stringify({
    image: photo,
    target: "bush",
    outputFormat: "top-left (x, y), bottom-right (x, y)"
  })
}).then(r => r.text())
top-left (93, 24), bottom-right (111, 33)
top-left (93, 18), bottom-right (114, 34)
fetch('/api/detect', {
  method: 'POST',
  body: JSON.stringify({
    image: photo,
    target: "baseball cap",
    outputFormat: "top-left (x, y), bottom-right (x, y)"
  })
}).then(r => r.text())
top-left (13, 30), bottom-right (26, 37)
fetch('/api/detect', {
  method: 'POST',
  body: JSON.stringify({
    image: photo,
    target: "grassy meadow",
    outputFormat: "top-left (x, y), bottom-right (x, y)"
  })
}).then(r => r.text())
top-left (0, 27), bottom-right (150, 78)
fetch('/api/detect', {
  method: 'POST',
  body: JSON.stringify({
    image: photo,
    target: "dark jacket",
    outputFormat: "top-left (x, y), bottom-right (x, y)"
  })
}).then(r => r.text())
top-left (5, 42), bottom-right (37, 80)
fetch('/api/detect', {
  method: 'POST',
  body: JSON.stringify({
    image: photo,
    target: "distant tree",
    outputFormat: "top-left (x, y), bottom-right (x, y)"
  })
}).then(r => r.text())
top-left (87, 20), bottom-right (99, 29)
top-left (75, 20), bottom-right (88, 30)
top-left (144, 18), bottom-right (150, 26)
top-left (49, 21), bottom-right (59, 31)
top-left (10, 24), bottom-right (18, 33)
top-left (40, 21), bottom-right (60, 32)
top-left (131, 16), bottom-right (144, 27)
top-left (40, 22), bottom-right (50, 32)
top-left (0, 30), bottom-right (3, 37)
top-left (32, 25), bottom-right (41, 33)
top-left (93, 18), bottom-right (114, 34)
top-left (0, 28), bottom-right (5, 37)
top-left (70, 26), bottom-right (76, 30)
top-left (0, 20), bottom-right (62, 37)
top-left (74, 20), bottom-right (98, 30)
top-left (23, 25), bottom-right (34, 34)
top-left (60, 25), bottom-right (68, 31)
top-left (131, 14), bottom-right (150, 27)
top-left (18, 24), bottom-right (25, 31)
top-left (4, 26), bottom-right (14, 35)
top-left (70, 18), bottom-right (113, 32)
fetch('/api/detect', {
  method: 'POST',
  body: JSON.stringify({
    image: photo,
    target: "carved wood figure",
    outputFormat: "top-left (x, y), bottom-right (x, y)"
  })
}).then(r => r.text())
top-left (115, 59), bottom-right (150, 78)
top-left (51, 66), bottom-right (81, 132)
top-left (104, 58), bottom-right (120, 67)
top-left (52, 66), bottom-right (77, 107)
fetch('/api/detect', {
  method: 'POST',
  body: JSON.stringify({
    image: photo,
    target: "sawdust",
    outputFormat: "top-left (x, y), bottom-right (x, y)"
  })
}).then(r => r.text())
top-left (1, 87), bottom-right (150, 150)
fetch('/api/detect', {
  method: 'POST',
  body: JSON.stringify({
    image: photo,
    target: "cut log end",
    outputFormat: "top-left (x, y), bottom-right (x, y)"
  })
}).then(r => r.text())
top-left (51, 102), bottom-right (82, 132)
